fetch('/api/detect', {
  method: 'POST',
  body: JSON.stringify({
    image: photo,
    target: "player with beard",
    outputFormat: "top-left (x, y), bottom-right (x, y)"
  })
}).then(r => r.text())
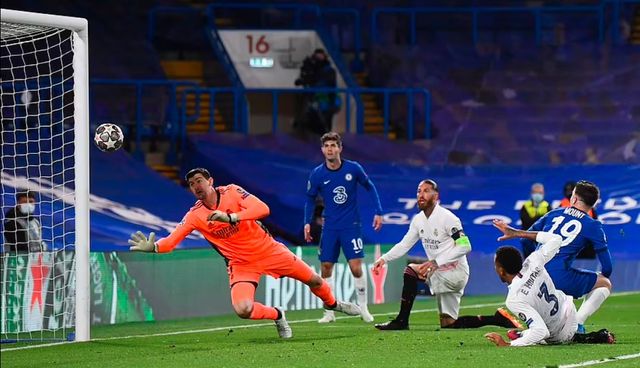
top-left (373, 179), bottom-right (523, 330)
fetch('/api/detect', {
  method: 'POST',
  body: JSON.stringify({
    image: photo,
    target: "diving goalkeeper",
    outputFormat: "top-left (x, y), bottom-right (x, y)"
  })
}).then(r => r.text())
top-left (128, 168), bottom-right (361, 339)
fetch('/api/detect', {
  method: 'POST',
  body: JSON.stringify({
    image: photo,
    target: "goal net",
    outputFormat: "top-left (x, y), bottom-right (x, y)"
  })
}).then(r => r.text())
top-left (1, 9), bottom-right (90, 343)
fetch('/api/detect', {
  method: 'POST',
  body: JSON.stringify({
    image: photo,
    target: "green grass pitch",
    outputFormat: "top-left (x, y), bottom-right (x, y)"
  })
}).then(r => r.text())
top-left (2, 293), bottom-right (639, 367)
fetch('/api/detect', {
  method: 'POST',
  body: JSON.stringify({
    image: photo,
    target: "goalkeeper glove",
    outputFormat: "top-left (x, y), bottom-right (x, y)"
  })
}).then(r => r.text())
top-left (128, 231), bottom-right (157, 252)
top-left (207, 210), bottom-right (239, 224)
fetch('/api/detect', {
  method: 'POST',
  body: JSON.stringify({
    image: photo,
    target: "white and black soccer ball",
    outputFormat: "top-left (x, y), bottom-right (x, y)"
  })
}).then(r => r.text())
top-left (94, 123), bottom-right (124, 152)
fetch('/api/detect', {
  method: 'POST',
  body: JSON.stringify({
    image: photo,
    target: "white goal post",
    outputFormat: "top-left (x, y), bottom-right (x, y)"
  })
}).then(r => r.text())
top-left (1, 9), bottom-right (90, 342)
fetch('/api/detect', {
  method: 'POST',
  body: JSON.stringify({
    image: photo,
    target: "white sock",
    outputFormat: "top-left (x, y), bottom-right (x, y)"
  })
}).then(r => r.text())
top-left (354, 274), bottom-right (368, 308)
top-left (576, 287), bottom-right (610, 324)
top-left (324, 277), bottom-right (335, 314)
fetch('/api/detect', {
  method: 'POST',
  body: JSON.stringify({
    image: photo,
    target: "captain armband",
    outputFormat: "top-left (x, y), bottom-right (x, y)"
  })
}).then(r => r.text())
top-left (451, 228), bottom-right (471, 247)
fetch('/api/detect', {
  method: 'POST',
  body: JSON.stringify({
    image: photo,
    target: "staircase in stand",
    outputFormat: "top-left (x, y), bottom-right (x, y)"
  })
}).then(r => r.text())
top-left (631, 6), bottom-right (640, 45)
top-left (160, 60), bottom-right (226, 134)
top-left (353, 72), bottom-right (396, 139)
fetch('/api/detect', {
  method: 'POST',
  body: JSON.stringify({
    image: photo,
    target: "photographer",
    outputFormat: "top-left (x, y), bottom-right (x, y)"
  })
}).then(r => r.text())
top-left (294, 49), bottom-right (338, 135)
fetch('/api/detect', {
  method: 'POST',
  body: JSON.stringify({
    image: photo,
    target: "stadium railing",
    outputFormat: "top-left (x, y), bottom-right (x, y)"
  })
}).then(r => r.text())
top-left (371, 4), bottom-right (607, 45)
top-left (90, 79), bottom-right (199, 158)
top-left (88, 80), bottom-right (430, 158)
top-left (177, 86), bottom-right (431, 147)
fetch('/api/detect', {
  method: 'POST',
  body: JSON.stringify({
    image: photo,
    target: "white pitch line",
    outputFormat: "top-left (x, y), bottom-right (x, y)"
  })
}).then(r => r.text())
top-left (557, 352), bottom-right (640, 368)
top-left (3, 291), bottom-right (638, 352)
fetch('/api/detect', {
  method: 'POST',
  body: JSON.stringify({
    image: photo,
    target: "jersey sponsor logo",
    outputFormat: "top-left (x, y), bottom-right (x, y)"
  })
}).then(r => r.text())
top-left (208, 223), bottom-right (240, 238)
top-left (345, 173), bottom-right (353, 181)
top-left (333, 186), bottom-right (348, 204)
top-left (433, 228), bottom-right (438, 237)
top-left (323, 180), bottom-right (331, 185)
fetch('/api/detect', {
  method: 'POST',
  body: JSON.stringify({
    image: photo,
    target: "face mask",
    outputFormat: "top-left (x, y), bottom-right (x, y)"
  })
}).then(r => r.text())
top-left (531, 193), bottom-right (544, 203)
top-left (19, 203), bottom-right (35, 215)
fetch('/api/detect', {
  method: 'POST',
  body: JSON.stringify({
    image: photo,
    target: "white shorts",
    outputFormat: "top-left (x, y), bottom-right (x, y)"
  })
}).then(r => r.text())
top-left (547, 297), bottom-right (578, 344)
top-left (427, 264), bottom-right (469, 319)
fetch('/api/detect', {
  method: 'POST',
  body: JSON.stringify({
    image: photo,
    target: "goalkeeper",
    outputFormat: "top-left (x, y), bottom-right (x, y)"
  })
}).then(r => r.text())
top-left (128, 168), bottom-right (361, 339)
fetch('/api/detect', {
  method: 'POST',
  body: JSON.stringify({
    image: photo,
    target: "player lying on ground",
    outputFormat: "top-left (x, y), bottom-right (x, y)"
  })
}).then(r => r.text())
top-left (484, 219), bottom-right (615, 347)
top-left (373, 179), bottom-right (523, 330)
top-left (128, 168), bottom-right (361, 339)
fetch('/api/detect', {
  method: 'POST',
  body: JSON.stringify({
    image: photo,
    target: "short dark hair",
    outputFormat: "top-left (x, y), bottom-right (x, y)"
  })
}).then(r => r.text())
top-left (185, 168), bottom-right (211, 181)
top-left (321, 132), bottom-right (342, 147)
top-left (574, 180), bottom-right (599, 207)
top-left (495, 246), bottom-right (523, 275)
top-left (420, 179), bottom-right (439, 193)
top-left (16, 190), bottom-right (36, 201)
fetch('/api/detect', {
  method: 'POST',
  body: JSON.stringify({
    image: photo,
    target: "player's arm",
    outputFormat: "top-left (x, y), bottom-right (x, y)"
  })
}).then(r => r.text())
top-left (355, 163), bottom-right (383, 226)
top-left (207, 186), bottom-right (270, 224)
top-left (232, 186), bottom-right (270, 221)
top-left (130, 213), bottom-right (196, 253)
top-left (433, 218), bottom-right (472, 267)
top-left (493, 219), bottom-right (562, 264)
top-left (520, 213), bottom-right (546, 252)
top-left (377, 217), bottom-right (419, 264)
top-left (303, 174), bottom-right (319, 226)
top-left (303, 174), bottom-right (320, 242)
top-left (591, 221), bottom-right (612, 277)
top-left (504, 300), bottom-right (550, 347)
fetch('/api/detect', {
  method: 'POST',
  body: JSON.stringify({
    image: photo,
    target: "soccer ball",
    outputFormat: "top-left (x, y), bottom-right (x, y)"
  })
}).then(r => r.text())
top-left (94, 123), bottom-right (124, 152)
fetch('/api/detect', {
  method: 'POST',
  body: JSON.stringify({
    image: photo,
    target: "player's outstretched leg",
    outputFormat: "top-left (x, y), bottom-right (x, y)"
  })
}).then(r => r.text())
top-left (572, 329), bottom-right (615, 344)
top-left (444, 308), bottom-right (523, 329)
top-left (274, 307), bottom-right (292, 339)
top-left (318, 276), bottom-right (336, 323)
top-left (287, 258), bottom-right (361, 318)
top-left (375, 266), bottom-right (419, 331)
top-left (231, 282), bottom-right (291, 338)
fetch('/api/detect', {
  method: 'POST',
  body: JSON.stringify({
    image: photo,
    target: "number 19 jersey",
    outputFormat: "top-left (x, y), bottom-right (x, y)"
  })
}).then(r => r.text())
top-left (527, 207), bottom-right (608, 272)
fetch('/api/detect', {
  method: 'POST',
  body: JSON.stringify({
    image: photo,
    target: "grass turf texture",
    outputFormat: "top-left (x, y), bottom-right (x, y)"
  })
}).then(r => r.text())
top-left (2, 294), bottom-right (639, 367)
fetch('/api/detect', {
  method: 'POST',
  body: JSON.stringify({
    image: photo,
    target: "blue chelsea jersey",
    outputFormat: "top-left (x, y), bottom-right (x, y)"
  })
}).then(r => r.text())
top-left (524, 207), bottom-right (611, 275)
top-left (305, 160), bottom-right (383, 230)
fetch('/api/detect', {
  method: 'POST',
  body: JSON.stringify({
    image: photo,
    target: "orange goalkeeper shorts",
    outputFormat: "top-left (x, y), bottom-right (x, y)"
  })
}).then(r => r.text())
top-left (228, 245), bottom-right (315, 287)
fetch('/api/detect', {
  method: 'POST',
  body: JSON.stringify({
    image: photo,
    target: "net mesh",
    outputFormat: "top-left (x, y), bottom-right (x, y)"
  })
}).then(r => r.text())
top-left (1, 20), bottom-right (77, 342)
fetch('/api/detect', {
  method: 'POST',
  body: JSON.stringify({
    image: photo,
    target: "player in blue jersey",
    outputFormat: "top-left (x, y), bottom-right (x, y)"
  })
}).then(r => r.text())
top-left (521, 181), bottom-right (612, 334)
top-left (304, 132), bottom-right (383, 323)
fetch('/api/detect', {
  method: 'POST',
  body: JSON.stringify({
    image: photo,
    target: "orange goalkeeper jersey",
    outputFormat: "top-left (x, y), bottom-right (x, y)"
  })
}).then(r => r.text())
top-left (156, 184), bottom-right (286, 265)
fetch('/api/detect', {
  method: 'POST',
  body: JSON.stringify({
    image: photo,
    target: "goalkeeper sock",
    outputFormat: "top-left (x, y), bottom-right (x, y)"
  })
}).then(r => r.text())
top-left (577, 287), bottom-right (610, 324)
top-left (249, 302), bottom-right (279, 320)
top-left (396, 267), bottom-right (419, 323)
top-left (311, 279), bottom-right (337, 308)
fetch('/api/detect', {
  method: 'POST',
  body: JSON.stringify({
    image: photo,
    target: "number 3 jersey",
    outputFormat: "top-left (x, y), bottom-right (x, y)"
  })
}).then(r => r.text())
top-left (506, 233), bottom-right (575, 346)
top-left (305, 160), bottom-right (382, 230)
